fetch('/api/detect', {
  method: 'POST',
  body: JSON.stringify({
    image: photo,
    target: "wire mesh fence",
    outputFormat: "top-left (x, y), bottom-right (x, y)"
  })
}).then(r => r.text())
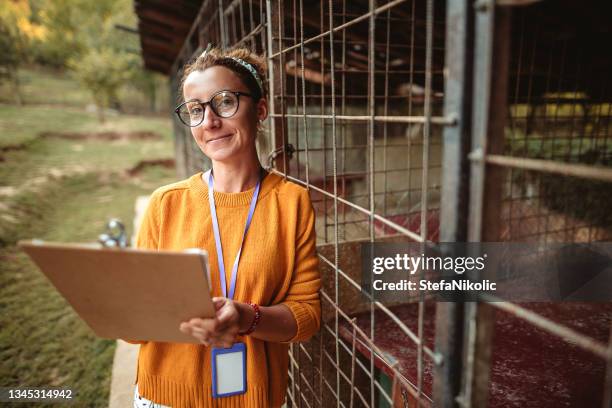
top-left (464, 1), bottom-right (612, 407)
top-left (162, 0), bottom-right (612, 406)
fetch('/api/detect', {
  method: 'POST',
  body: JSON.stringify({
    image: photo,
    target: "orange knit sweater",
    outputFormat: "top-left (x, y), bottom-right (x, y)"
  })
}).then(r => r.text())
top-left (130, 171), bottom-right (321, 407)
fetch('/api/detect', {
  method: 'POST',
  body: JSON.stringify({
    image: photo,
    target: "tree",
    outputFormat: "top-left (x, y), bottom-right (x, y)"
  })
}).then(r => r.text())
top-left (31, 0), bottom-right (83, 68)
top-left (2, 0), bottom-right (159, 117)
top-left (68, 47), bottom-right (134, 123)
top-left (0, 0), bottom-right (47, 104)
top-left (64, 0), bottom-right (144, 122)
top-left (127, 66), bottom-right (166, 113)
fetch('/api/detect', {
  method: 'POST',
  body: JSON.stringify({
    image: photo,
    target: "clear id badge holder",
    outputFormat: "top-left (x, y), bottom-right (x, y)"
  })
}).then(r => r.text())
top-left (211, 342), bottom-right (247, 398)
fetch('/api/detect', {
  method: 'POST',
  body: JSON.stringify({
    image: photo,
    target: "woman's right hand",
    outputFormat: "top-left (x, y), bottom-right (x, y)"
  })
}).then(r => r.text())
top-left (179, 297), bottom-right (242, 348)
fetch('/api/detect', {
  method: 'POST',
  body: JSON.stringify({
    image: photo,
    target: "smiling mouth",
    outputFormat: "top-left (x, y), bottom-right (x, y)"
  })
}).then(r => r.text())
top-left (207, 134), bottom-right (233, 143)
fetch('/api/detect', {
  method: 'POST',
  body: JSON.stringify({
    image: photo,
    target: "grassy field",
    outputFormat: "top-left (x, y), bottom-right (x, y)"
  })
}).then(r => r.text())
top-left (0, 68), bottom-right (178, 406)
top-left (0, 65), bottom-right (170, 117)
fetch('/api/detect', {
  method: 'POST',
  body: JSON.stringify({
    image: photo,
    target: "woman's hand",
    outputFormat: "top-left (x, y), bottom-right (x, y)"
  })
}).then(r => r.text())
top-left (179, 297), bottom-right (243, 348)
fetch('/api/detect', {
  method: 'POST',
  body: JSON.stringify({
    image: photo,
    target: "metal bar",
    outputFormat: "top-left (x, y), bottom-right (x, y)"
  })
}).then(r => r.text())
top-left (340, 0), bottom-right (348, 242)
top-left (602, 324), bottom-right (612, 408)
top-left (417, 2), bottom-right (435, 406)
top-left (468, 2), bottom-right (495, 242)
top-left (405, 0), bottom-right (417, 217)
top-left (298, 0), bottom-right (310, 188)
top-left (277, 0), bottom-right (289, 174)
top-left (320, 0), bottom-right (328, 245)
top-left (340, 326), bottom-right (436, 407)
top-left (265, 0), bottom-right (278, 173)
top-left (248, 0), bottom-right (256, 49)
top-left (317, 253), bottom-right (438, 360)
top-left (368, 4), bottom-right (382, 400)
top-left (170, 0), bottom-right (212, 74)
top-left (373, 377), bottom-right (394, 406)
top-left (420, 0), bottom-right (433, 243)
top-left (287, 383), bottom-right (298, 406)
top-left (298, 343), bottom-right (313, 362)
top-left (320, 291), bottom-right (436, 405)
top-left (464, 4), bottom-right (512, 408)
top-left (382, 7), bottom-right (391, 221)
top-left (235, 23), bottom-right (264, 46)
top-left (473, 154), bottom-right (612, 183)
top-left (218, 0), bottom-right (228, 47)
top-left (349, 318), bottom-right (357, 408)
top-left (321, 377), bottom-right (344, 407)
top-left (331, 324), bottom-right (380, 383)
top-left (327, 0), bottom-right (341, 404)
top-left (269, 0), bottom-right (410, 58)
top-left (496, 0), bottom-right (542, 6)
top-left (319, 309), bottom-right (324, 406)
top-left (325, 321), bottom-right (435, 408)
top-left (238, 0), bottom-right (246, 42)
top-left (505, 10), bottom-right (524, 242)
top-left (221, 0), bottom-right (242, 15)
top-left (270, 169), bottom-right (425, 241)
top-left (276, 87), bottom-right (445, 96)
top-left (270, 113), bottom-right (456, 125)
top-left (283, 39), bottom-right (447, 53)
top-left (322, 349), bottom-right (370, 407)
top-left (289, 342), bottom-right (296, 404)
top-left (297, 369), bottom-right (321, 405)
top-left (298, 388), bottom-right (314, 408)
top-left (480, 296), bottom-right (612, 360)
top-left (434, 0), bottom-right (473, 405)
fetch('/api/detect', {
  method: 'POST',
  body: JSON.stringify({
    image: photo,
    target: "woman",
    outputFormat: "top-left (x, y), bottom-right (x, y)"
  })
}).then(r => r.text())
top-left (129, 46), bottom-right (321, 407)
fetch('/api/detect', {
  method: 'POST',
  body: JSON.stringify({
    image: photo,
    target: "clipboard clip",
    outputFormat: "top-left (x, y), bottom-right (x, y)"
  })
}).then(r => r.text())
top-left (98, 218), bottom-right (128, 248)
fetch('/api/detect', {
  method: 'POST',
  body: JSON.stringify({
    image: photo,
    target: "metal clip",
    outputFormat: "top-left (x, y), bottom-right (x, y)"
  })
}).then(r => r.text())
top-left (474, 0), bottom-right (494, 12)
top-left (98, 218), bottom-right (127, 248)
top-left (266, 143), bottom-right (296, 169)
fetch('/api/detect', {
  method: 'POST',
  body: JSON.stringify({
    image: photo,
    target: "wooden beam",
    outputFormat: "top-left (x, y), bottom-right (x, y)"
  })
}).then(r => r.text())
top-left (137, 8), bottom-right (193, 32)
top-left (141, 37), bottom-right (177, 55)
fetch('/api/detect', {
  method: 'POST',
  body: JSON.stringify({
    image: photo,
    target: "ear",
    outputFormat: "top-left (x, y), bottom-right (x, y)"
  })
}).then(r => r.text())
top-left (256, 98), bottom-right (268, 121)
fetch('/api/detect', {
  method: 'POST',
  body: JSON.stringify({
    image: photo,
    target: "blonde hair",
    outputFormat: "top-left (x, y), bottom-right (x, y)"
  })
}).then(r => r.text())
top-left (180, 46), bottom-right (268, 101)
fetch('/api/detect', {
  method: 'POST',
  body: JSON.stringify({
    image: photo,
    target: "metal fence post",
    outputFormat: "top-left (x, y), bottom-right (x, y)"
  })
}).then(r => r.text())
top-left (462, 2), bottom-right (512, 407)
top-left (434, 0), bottom-right (474, 406)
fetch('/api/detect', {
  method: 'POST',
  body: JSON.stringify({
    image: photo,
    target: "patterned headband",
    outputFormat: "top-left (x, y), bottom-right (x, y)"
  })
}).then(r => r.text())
top-left (199, 44), bottom-right (264, 96)
top-left (229, 57), bottom-right (264, 96)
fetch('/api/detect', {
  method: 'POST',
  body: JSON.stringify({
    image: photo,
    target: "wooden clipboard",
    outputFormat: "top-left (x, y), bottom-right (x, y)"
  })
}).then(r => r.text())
top-left (18, 240), bottom-right (215, 344)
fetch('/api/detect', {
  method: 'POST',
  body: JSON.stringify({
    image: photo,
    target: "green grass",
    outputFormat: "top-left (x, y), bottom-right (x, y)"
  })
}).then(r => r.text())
top-left (0, 67), bottom-right (92, 107)
top-left (0, 65), bottom-right (171, 120)
top-left (0, 69), bottom-right (178, 407)
top-left (0, 104), bottom-right (173, 148)
top-left (0, 170), bottom-right (176, 407)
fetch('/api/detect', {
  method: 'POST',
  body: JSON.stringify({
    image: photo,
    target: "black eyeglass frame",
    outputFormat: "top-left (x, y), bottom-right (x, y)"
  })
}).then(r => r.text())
top-left (174, 90), bottom-right (254, 127)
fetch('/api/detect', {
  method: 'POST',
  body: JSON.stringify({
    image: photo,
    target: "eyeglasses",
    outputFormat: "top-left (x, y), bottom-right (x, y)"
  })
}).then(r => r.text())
top-left (174, 90), bottom-right (253, 127)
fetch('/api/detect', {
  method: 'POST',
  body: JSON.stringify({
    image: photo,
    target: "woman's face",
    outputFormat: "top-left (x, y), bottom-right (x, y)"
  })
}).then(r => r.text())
top-left (183, 66), bottom-right (268, 163)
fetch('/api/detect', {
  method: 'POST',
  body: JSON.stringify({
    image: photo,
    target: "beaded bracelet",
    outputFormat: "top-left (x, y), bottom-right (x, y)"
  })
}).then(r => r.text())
top-left (239, 302), bottom-right (261, 336)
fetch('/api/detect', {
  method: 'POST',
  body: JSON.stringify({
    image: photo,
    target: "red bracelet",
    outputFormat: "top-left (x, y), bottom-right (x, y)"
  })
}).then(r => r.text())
top-left (239, 302), bottom-right (261, 336)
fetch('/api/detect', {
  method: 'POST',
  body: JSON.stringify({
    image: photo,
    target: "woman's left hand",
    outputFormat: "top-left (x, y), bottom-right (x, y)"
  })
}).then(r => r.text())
top-left (179, 297), bottom-right (241, 348)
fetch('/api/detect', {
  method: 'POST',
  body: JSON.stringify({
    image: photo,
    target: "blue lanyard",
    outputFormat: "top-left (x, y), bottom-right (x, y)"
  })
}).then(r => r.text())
top-left (205, 169), bottom-right (261, 300)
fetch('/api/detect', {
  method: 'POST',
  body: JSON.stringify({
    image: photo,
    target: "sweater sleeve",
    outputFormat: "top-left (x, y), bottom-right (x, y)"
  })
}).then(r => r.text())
top-left (280, 189), bottom-right (322, 343)
top-left (123, 191), bottom-right (161, 345)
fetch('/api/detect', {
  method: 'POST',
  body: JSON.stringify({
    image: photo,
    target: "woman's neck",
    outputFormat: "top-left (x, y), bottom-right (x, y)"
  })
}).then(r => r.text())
top-left (209, 154), bottom-right (262, 193)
